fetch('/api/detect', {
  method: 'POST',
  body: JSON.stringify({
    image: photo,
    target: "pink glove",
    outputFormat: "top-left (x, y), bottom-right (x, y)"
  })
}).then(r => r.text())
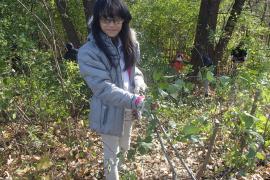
top-left (135, 96), bottom-right (145, 107)
top-left (134, 96), bottom-right (145, 120)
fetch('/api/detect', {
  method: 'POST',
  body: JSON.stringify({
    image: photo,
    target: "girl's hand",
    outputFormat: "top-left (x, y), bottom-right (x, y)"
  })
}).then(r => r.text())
top-left (135, 96), bottom-right (145, 110)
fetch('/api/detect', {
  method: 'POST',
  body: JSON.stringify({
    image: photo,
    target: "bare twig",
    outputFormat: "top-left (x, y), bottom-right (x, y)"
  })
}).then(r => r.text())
top-left (155, 127), bottom-right (178, 179)
top-left (196, 120), bottom-right (220, 179)
top-left (16, 105), bottom-right (32, 123)
top-left (260, 0), bottom-right (268, 23)
top-left (37, 24), bottom-right (51, 48)
top-left (154, 114), bottom-right (197, 180)
top-left (41, 0), bottom-right (64, 83)
top-left (41, 0), bottom-right (78, 120)
top-left (250, 90), bottom-right (260, 115)
top-left (16, 0), bottom-right (52, 35)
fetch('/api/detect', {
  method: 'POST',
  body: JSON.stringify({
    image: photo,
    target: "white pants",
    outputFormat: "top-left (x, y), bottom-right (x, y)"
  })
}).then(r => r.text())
top-left (101, 110), bottom-right (133, 180)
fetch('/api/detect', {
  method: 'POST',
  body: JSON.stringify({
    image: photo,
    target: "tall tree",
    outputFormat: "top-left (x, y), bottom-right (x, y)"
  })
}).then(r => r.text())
top-left (190, 0), bottom-right (221, 74)
top-left (82, 0), bottom-right (95, 33)
top-left (213, 0), bottom-right (246, 65)
top-left (191, 0), bottom-right (246, 73)
top-left (55, 0), bottom-right (81, 48)
top-left (260, 0), bottom-right (268, 23)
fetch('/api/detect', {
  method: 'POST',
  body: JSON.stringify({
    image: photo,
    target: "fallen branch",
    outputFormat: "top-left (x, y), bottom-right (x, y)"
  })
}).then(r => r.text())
top-left (154, 114), bottom-right (197, 180)
top-left (196, 120), bottom-right (220, 179)
top-left (16, 105), bottom-right (32, 123)
top-left (155, 127), bottom-right (178, 179)
top-left (250, 90), bottom-right (260, 115)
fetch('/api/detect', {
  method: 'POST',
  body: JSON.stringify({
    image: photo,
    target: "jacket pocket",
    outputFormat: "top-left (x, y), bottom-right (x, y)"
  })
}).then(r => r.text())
top-left (89, 97), bottom-right (102, 130)
top-left (101, 105), bottom-right (108, 126)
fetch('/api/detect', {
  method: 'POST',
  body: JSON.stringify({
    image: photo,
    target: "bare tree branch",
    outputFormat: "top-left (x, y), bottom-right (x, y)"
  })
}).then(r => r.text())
top-left (214, 0), bottom-right (246, 65)
top-left (196, 120), bottom-right (220, 179)
top-left (55, 0), bottom-right (81, 48)
top-left (16, 0), bottom-right (52, 35)
top-left (153, 114), bottom-right (197, 180)
top-left (155, 127), bottom-right (178, 179)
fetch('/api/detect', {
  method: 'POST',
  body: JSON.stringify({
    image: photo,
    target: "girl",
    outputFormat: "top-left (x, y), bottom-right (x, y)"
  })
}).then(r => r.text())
top-left (78, 0), bottom-right (146, 179)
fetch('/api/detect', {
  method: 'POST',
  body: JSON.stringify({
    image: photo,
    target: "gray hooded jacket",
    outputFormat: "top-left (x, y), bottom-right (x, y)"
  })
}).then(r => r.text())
top-left (78, 31), bottom-right (146, 137)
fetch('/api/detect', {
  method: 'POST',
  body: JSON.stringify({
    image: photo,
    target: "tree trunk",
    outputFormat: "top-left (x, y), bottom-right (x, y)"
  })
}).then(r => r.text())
top-left (207, 0), bottom-right (221, 61)
top-left (82, 0), bottom-right (94, 33)
top-left (191, 0), bottom-right (221, 74)
top-left (213, 0), bottom-right (246, 65)
top-left (260, 0), bottom-right (268, 23)
top-left (55, 0), bottom-right (81, 48)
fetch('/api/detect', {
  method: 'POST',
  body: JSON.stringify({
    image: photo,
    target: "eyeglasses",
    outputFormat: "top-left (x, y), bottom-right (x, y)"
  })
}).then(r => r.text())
top-left (100, 17), bottom-right (124, 25)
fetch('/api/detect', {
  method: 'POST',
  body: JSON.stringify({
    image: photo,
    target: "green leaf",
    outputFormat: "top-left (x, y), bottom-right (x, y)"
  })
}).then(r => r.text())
top-left (206, 71), bottom-right (215, 82)
top-left (12, 113), bottom-right (16, 119)
top-left (256, 152), bottom-right (265, 160)
top-left (167, 84), bottom-right (178, 94)
top-left (246, 130), bottom-right (264, 143)
top-left (247, 147), bottom-right (256, 159)
top-left (241, 112), bottom-right (259, 129)
top-left (158, 88), bottom-right (168, 98)
top-left (170, 92), bottom-right (178, 99)
top-left (138, 142), bottom-right (152, 155)
top-left (243, 116), bottom-right (254, 129)
top-left (265, 140), bottom-right (270, 147)
top-left (153, 70), bottom-right (162, 81)
top-left (158, 82), bottom-right (169, 89)
top-left (175, 79), bottom-right (184, 89)
top-left (117, 151), bottom-right (125, 162)
top-left (197, 71), bottom-right (202, 81)
top-left (3, 78), bottom-right (8, 85)
top-left (144, 135), bottom-right (153, 143)
top-left (189, 135), bottom-right (200, 143)
top-left (219, 76), bottom-right (230, 86)
top-left (127, 149), bottom-right (136, 160)
top-left (244, 112), bottom-right (259, 122)
top-left (36, 156), bottom-right (53, 170)
top-left (183, 124), bottom-right (200, 135)
top-left (197, 116), bottom-right (208, 125)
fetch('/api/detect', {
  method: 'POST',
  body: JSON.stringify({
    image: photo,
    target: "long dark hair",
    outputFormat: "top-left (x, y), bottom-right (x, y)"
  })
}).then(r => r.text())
top-left (91, 0), bottom-right (136, 70)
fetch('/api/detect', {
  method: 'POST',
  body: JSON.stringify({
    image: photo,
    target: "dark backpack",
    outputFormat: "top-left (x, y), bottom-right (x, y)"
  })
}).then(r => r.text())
top-left (202, 55), bottom-right (213, 67)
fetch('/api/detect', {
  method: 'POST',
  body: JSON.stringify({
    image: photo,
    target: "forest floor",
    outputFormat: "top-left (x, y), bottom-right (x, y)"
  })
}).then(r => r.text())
top-left (0, 119), bottom-right (269, 180)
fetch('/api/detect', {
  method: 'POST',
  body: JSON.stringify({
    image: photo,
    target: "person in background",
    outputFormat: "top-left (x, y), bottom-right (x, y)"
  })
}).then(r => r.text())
top-left (64, 42), bottom-right (78, 61)
top-left (77, 0), bottom-right (146, 179)
top-left (231, 42), bottom-right (247, 63)
top-left (171, 52), bottom-right (185, 72)
top-left (10, 44), bottom-right (29, 76)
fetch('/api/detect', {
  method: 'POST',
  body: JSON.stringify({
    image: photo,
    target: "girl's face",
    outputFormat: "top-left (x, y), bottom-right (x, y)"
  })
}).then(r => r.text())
top-left (100, 16), bottom-right (124, 38)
